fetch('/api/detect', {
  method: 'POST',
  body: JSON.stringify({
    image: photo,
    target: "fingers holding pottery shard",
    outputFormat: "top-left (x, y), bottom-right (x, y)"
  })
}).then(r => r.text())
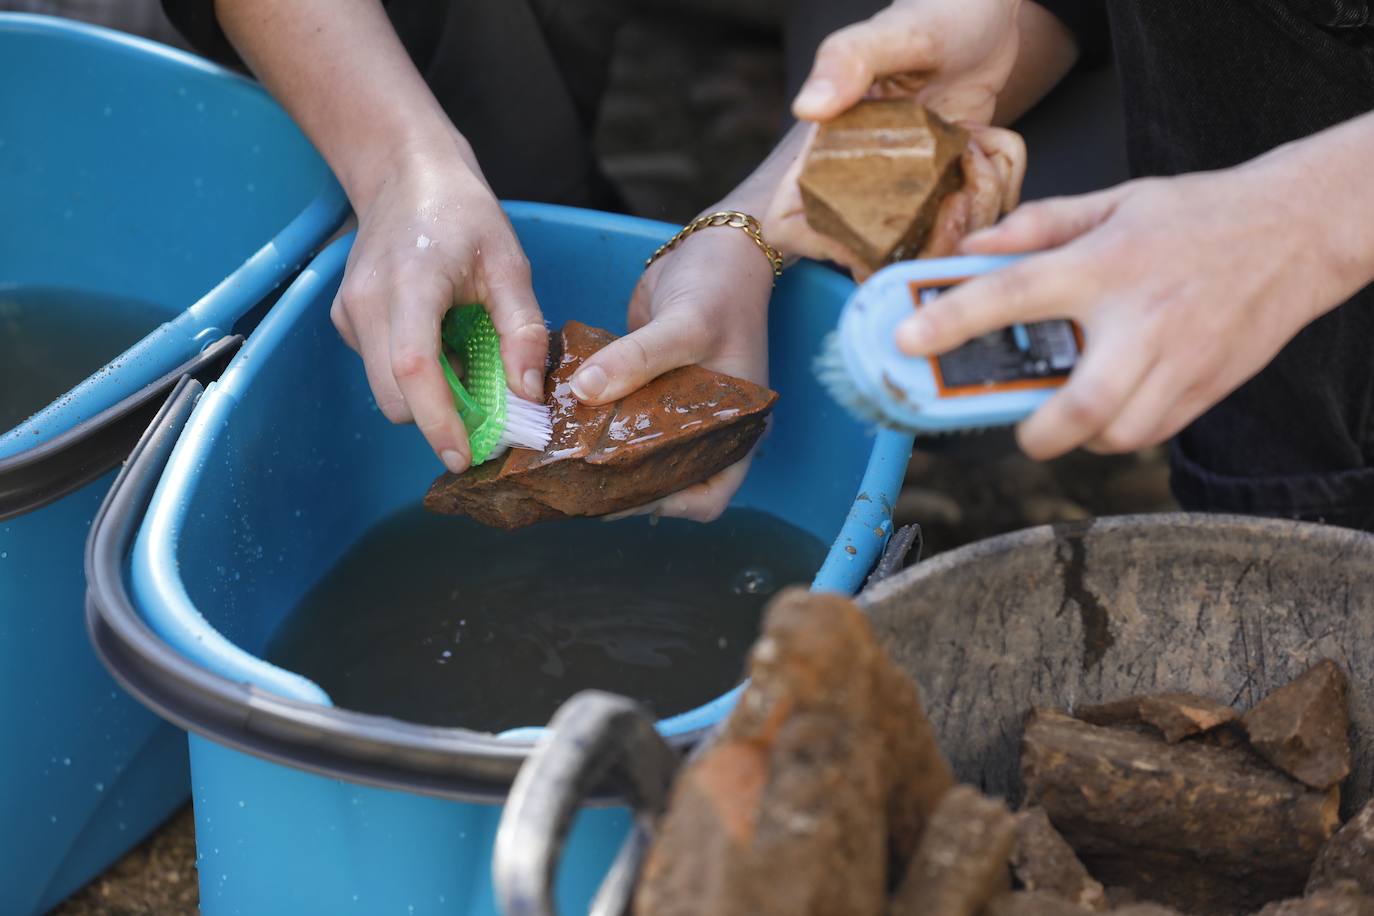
top-left (422, 321), bottom-right (778, 529)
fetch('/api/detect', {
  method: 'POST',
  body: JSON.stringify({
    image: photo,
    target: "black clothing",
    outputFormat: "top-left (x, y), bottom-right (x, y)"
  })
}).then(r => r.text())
top-left (1044, 0), bottom-right (1374, 529)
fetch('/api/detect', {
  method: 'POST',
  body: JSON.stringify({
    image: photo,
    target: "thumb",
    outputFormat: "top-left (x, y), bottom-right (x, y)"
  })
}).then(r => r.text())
top-left (960, 185), bottom-right (1128, 255)
top-left (793, 11), bottom-right (941, 121)
top-left (568, 313), bottom-right (705, 406)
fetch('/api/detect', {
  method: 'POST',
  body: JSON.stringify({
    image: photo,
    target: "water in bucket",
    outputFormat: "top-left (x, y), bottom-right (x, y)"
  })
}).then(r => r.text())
top-left (0, 287), bottom-right (172, 434)
top-left (265, 505), bottom-right (826, 732)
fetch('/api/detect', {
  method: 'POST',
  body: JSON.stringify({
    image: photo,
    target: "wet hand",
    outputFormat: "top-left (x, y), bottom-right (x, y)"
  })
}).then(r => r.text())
top-left (897, 156), bottom-right (1366, 459)
top-left (330, 137), bottom-right (548, 474)
top-left (568, 225), bottom-right (773, 522)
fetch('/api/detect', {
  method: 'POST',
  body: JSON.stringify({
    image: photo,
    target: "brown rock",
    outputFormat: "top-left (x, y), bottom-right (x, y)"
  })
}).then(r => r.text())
top-left (1011, 808), bottom-right (1109, 911)
top-left (1242, 659), bottom-right (1352, 790)
top-left (1021, 709), bottom-right (1340, 915)
top-left (1253, 886), bottom-right (1374, 916)
top-left (887, 785), bottom-right (1017, 916)
top-left (1077, 693), bottom-right (1238, 744)
top-left (1309, 801), bottom-right (1374, 896)
top-left (799, 99), bottom-right (968, 271)
top-left (985, 892), bottom-right (1096, 916)
top-left (1114, 907), bottom-right (1189, 916)
top-left (425, 322), bottom-right (777, 528)
top-left (633, 589), bottom-right (953, 916)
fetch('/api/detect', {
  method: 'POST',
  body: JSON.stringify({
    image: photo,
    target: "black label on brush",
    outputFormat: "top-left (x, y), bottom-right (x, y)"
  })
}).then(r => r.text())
top-left (909, 280), bottom-right (1081, 396)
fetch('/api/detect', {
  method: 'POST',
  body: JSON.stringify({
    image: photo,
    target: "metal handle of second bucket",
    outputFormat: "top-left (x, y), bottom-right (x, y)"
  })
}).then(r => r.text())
top-left (493, 691), bottom-right (681, 916)
top-left (0, 335), bottom-right (242, 521)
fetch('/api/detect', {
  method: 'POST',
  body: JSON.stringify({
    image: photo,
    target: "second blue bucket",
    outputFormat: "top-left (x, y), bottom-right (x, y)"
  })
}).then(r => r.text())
top-left (87, 203), bottom-right (913, 914)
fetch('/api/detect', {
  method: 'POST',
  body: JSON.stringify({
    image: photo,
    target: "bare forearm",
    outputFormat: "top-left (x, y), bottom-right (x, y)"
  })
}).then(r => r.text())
top-left (214, 0), bottom-right (468, 208)
top-left (1258, 109), bottom-right (1374, 313)
top-left (993, 0), bottom-right (1080, 126)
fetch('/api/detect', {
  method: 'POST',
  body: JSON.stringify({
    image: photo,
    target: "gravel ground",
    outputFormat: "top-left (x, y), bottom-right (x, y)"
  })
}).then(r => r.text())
top-left (34, 4), bottom-right (1167, 913)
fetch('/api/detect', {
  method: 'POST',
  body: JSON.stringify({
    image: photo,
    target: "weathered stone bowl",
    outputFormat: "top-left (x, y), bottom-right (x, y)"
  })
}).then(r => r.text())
top-left (859, 512), bottom-right (1374, 814)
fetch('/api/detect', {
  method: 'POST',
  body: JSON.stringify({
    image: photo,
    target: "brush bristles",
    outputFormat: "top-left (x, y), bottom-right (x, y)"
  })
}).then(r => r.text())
top-left (815, 333), bottom-right (889, 427)
top-left (499, 389), bottom-right (554, 452)
top-left (815, 333), bottom-right (985, 437)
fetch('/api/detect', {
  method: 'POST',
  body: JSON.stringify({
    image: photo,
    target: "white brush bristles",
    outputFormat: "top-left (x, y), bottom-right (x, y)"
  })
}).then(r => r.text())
top-left (499, 389), bottom-right (553, 452)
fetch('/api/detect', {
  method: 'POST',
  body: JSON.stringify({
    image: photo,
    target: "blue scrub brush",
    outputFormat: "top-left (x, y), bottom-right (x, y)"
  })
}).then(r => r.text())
top-left (439, 304), bottom-right (552, 465)
top-left (815, 255), bottom-right (1082, 434)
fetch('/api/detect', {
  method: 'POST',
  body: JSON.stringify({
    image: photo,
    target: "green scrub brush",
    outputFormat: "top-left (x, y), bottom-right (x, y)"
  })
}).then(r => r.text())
top-left (439, 304), bottom-right (552, 465)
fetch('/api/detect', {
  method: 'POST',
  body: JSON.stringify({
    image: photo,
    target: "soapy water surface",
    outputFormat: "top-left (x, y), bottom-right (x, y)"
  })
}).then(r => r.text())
top-left (266, 506), bottom-right (828, 732)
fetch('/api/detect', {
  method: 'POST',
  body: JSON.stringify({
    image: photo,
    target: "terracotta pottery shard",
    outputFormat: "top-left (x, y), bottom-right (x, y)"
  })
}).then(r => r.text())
top-left (424, 321), bottom-right (777, 528)
top-left (1242, 659), bottom-right (1352, 791)
top-left (1011, 808), bottom-right (1109, 911)
top-left (632, 589), bottom-right (953, 916)
top-left (1077, 692), bottom-right (1238, 744)
top-left (1309, 800), bottom-right (1374, 896)
top-left (799, 99), bottom-right (968, 272)
top-left (1021, 709), bottom-right (1340, 915)
top-left (887, 785), bottom-right (1017, 916)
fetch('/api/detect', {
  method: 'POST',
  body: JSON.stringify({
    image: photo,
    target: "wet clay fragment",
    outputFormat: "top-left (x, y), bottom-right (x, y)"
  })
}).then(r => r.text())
top-left (1078, 693), bottom-right (1238, 744)
top-left (887, 785), bottom-right (1016, 916)
top-left (1254, 885), bottom-right (1374, 916)
top-left (1011, 808), bottom-right (1109, 911)
top-left (633, 589), bottom-right (954, 916)
top-left (1242, 659), bottom-right (1352, 791)
top-left (1022, 709), bottom-right (1340, 914)
top-left (799, 99), bottom-right (968, 271)
top-left (1309, 801), bottom-right (1374, 896)
top-left (425, 322), bottom-right (777, 528)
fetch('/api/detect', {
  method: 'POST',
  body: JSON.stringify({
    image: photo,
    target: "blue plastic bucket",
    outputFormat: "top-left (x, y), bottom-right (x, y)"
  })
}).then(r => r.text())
top-left (87, 203), bottom-right (913, 915)
top-left (0, 14), bottom-right (347, 912)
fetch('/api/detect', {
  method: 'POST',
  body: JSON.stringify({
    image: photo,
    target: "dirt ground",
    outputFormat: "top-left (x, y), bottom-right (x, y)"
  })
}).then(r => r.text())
top-left (41, 5), bottom-right (1170, 914)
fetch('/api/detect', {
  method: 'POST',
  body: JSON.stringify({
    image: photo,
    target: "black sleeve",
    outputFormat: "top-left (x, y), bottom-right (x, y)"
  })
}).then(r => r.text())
top-left (1031, 0), bottom-right (1112, 68)
top-left (160, 0), bottom-right (246, 70)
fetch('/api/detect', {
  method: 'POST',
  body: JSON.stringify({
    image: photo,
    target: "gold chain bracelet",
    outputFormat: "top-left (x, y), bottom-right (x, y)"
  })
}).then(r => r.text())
top-left (644, 210), bottom-right (785, 283)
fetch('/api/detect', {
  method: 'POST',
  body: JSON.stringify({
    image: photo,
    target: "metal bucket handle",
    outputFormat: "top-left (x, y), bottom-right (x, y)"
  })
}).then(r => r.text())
top-left (0, 334), bottom-right (242, 521)
top-left (490, 527), bottom-right (924, 915)
top-left (494, 691), bottom-right (680, 916)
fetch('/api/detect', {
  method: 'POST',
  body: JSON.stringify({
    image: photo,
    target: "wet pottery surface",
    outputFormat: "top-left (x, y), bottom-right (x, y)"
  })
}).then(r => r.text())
top-left (424, 322), bottom-right (777, 527)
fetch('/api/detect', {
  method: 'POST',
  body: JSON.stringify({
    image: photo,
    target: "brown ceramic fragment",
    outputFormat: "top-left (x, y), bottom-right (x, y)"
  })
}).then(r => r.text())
top-left (632, 589), bottom-right (953, 916)
top-left (887, 785), bottom-right (1017, 916)
top-left (425, 321), bottom-right (777, 528)
top-left (1242, 659), bottom-right (1352, 791)
top-left (1253, 885), bottom-right (1374, 916)
top-left (1309, 801), bottom-right (1374, 896)
top-left (1011, 808), bottom-right (1109, 911)
top-left (1078, 693), bottom-right (1238, 744)
top-left (799, 99), bottom-right (968, 271)
top-left (1021, 709), bottom-right (1340, 914)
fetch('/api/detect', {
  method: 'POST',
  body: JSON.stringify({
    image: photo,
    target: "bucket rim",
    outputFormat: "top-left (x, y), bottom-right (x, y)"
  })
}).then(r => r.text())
top-left (0, 12), bottom-right (350, 460)
top-left (89, 207), bottom-right (914, 802)
top-left (857, 512), bottom-right (1374, 612)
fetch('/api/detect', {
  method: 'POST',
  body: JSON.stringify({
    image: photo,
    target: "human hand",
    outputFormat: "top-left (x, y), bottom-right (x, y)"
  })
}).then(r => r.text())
top-left (792, 0), bottom-right (1023, 126)
top-left (567, 225), bottom-right (774, 522)
top-left (330, 136), bottom-right (548, 474)
top-left (765, 122), bottom-right (1027, 280)
top-left (894, 155), bottom-right (1368, 460)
